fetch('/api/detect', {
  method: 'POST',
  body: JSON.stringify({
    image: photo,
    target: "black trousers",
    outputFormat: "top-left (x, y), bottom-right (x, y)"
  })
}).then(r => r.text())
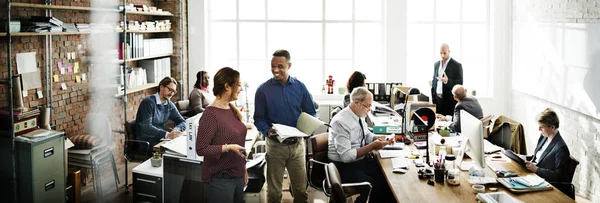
top-left (333, 158), bottom-right (395, 203)
top-left (432, 94), bottom-right (456, 116)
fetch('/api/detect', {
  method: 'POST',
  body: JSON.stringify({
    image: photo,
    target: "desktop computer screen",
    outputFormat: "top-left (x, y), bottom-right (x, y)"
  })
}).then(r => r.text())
top-left (460, 110), bottom-right (486, 169)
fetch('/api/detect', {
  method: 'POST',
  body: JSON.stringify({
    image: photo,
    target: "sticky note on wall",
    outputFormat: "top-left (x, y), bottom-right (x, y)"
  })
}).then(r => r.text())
top-left (74, 62), bottom-right (79, 73)
top-left (53, 75), bottom-right (59, 82)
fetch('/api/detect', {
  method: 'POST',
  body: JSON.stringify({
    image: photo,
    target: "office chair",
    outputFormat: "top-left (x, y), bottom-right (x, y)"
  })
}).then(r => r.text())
top-left (549, 156), bottom-right (579, 200)
top-left (68, 113), bottom-right (120, 199)
top-left (307, 133), bottom-right (330, 191)
top-left (324, 163), bottom-right (371, 203)
top-left (122, 119), bottom-right (152, 192)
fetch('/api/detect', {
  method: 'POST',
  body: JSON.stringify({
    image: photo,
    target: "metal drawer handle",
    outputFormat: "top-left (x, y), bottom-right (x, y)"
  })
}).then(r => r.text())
top-left (137, 178), bottom-right (157, 184)
top-left (44, 147), bottom-right (54, 158)
top-left (137, 193), bottom-right (157, 199)
top-left (45, 180), bottom-right (55, 191)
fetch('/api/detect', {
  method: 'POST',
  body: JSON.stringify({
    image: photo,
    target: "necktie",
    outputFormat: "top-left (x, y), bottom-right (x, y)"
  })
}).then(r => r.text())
top-left (359, 118), bottom-right (365, 147)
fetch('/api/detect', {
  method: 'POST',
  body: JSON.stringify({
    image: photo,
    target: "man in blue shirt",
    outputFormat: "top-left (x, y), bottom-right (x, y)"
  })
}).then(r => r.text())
top-left (135, 77), bottom-right (186, 148)
top-left (254, 50), bottom-right (316, 203)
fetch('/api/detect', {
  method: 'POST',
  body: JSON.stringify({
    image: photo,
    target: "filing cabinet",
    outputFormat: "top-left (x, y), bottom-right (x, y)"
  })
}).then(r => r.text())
top-left (15, 131), bottom-right (66, 203)
top-left (133, 158), bottom-right (163, 203)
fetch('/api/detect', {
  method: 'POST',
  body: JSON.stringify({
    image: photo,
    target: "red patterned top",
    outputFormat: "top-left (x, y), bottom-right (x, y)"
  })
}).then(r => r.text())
top-left (196, 106), bottom-right (247, 183)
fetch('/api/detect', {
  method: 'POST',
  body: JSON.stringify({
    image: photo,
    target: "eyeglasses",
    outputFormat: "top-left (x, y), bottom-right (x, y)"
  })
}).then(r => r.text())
top-left (165, 86), bottom-right (177, 94)
top-left (359, 102), bottom-right (372, 109)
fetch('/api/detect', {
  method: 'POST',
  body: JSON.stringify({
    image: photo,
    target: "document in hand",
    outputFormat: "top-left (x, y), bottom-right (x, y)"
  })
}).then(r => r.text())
top-left (273, 123), bottom-right (310, 142)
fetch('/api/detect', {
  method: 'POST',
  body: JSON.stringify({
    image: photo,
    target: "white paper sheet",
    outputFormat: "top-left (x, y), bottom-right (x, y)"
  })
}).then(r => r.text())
top-left (21, 71), bottom-right (42, 90)
top-left (379, 149), bottom-right (407, 158)
top-left (161, 136), bottom-right (187, 156)
top-left (16, 52), bottom-right (37, 74)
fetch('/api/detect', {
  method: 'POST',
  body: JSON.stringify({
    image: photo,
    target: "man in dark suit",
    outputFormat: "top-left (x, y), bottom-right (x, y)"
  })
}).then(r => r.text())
top-left (442, 85), bottom-right (483, 133)
top-left (431, 44), bottom-right (463, 116)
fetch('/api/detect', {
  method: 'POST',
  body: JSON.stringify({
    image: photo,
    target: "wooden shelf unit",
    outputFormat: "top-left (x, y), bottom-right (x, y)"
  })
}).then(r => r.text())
top-left (10, 3), bottom-right (174, 16)
top-left (115, 83), bottom-right (158, 97)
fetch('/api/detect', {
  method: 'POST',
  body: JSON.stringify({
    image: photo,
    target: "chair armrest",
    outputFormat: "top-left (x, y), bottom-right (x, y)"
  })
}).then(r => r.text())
top-left (342, 182), bottom-right (372, 201)
top-left (341, 181), bottom-right (372, 189)
top-left (124, 140), bottom-right (151, 158)
top-left (309, 158), bottom-right (328, 166)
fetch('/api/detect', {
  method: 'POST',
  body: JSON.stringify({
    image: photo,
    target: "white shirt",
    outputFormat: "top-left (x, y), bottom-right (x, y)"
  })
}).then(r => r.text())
top-left (436, 57), bottom-right (451, 95)
top-left (534, 137), bottom-right (552, 164)
top-left (328, 107), bottom-right (375, 163)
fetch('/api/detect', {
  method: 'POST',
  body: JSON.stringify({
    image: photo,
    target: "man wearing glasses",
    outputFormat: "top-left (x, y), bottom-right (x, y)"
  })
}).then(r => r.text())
top-left (328, 87), bottom-right (395, 203)
top-left (135, 76), bottom-right (186, 147)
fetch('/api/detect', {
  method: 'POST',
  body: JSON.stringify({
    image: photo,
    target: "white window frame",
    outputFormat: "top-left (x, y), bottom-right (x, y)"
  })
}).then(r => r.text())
top-left (406, 0), bottom-right (494, 98)
top-left (205, 0), bottom-right (386, 99)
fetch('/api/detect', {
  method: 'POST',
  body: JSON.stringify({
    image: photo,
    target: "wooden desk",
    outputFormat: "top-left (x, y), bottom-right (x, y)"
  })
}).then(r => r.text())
top-left (375, 148), bottom-right (574, 203)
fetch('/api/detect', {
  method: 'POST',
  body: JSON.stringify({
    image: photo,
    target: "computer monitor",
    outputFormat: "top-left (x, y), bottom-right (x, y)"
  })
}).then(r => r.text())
top-left (460, 110), bottom-right (486, 169)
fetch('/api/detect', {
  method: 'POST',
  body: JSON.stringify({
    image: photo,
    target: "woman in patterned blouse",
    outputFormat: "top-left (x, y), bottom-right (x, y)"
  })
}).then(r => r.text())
top-left (196, 67), bottom-right (247, 203)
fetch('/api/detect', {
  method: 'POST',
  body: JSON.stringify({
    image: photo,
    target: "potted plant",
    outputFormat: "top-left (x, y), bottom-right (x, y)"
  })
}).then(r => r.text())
top-left (151, 151), bottom-right (162, 167)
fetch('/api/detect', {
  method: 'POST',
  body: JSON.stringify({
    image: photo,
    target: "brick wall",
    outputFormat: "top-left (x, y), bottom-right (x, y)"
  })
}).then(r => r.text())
top-left (1, 0), bottom-right (187, 190)
top-left (512, 0), bottom-right (600, 201)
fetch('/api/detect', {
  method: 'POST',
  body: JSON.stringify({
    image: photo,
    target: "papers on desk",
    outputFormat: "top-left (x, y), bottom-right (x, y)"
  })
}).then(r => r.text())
top-left (379, 149), bottom-right (407, 158)
top-left (468, 176), bottom-right (498, 184)
top-left (497, 175), bottom-right (552, 192)
top-left (383, 142), bottom-right (405, 150)
top-left (161, 136), bottom-right (187, 157)
top-left (272, 124), bottom-right (309, 142)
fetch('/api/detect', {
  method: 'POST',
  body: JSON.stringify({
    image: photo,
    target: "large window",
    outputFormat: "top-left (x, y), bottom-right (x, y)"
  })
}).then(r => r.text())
top-left (206, 0), bottom-right (385, 103)
top-left (406, 0), bottom-right (493, 97)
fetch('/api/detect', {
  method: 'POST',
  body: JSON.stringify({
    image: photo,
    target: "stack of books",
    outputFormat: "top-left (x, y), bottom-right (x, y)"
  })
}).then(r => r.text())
top-left (21, 16), bottom-right (64, 33)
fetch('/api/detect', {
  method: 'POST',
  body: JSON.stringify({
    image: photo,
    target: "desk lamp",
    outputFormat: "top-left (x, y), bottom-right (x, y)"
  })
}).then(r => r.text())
top-left (401, 87), bottom-right (421, 135)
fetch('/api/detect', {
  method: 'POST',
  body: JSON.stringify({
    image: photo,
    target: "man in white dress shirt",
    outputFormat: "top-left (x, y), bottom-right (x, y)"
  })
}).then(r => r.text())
top-left (328, 87), bottom-right (395, 203)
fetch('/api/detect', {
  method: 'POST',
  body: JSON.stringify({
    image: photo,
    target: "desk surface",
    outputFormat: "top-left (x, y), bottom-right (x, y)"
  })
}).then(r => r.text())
top-left (133, 158), bottom-right (163, 177)
top-left (375, 147), bottom-right (574, 203)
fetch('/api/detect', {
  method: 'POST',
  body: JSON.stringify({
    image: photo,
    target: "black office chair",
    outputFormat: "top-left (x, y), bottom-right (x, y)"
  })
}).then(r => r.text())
top-left (323, 163), bottom-right (371, 203)
top-left (122, 120), bottom-right (152, 193)
top-left (549, 156), bottom-right (579, 200)
top-left (307, 133), bottom-right (330, 191)
top-left (487, 122), bottom-right (512, 150)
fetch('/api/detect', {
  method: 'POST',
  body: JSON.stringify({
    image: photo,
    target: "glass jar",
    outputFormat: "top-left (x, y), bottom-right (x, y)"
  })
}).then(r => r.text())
top-left (446, 154), bottom-right (460, 185)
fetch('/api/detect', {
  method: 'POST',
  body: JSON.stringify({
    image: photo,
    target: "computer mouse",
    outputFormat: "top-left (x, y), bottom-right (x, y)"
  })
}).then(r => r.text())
top-left (393, 168), bottom-right (407, 174)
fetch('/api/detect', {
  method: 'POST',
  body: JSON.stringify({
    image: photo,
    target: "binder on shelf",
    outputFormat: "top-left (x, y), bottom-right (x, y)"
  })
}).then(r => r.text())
top-left (139, 57), bottom-right (170, 83)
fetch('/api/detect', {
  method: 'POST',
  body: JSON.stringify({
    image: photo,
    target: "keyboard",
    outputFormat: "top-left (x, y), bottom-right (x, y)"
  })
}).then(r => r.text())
top-left (503, 150), bottom-right (526, 166)
top-left (391, 157), bottom-right (407, 169)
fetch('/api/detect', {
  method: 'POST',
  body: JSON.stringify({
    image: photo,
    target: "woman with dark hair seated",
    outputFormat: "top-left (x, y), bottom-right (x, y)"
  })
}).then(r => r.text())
top-left (188, 71), bottom-right (213, 115)
top-left (343, 71), bottom-right (367, 108)
top-left (524, 108), bottom-right (571, 182)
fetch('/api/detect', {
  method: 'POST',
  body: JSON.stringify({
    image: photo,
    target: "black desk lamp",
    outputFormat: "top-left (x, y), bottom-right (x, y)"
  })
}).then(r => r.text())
top-left (401, 87), bottom-right (421, 135)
